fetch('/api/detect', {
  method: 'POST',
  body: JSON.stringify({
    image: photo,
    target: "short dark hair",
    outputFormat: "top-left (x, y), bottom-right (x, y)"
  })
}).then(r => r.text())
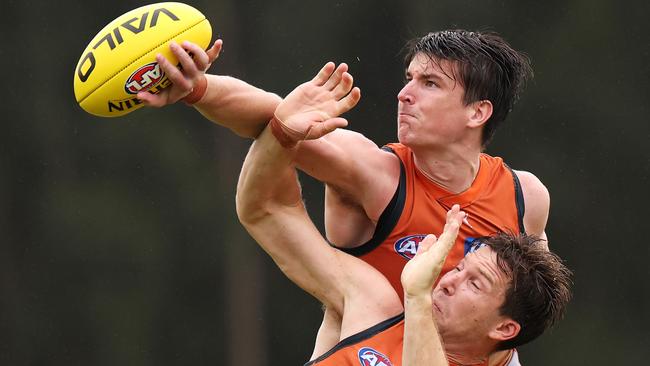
top-left (474, 233), bottom-right (572, 350)
top-left (404, 30), bottom-right (533, 146)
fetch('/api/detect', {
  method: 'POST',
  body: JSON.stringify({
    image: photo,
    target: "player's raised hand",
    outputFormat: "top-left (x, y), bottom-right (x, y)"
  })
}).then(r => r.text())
top-left (271, 62), bottom-right (361, 146)
top-left (137, 39), bottom-right (222, 107)
top-left (401, 205), bottom-right (465, 298)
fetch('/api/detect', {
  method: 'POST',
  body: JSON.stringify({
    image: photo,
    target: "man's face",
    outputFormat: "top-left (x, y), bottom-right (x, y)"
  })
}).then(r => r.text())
top-left (431, 246), bottom-right (511, 343)
top-left (397, 53), bottom-right (470, 149)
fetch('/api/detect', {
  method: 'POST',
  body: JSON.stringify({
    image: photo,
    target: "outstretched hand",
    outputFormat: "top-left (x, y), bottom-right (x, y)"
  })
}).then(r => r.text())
top-left (137, 39), bottom-right (223, 107)
top-left (401, 205), bottom-right (466, 298)
top-left (272, 62), bottom-right (361, 144)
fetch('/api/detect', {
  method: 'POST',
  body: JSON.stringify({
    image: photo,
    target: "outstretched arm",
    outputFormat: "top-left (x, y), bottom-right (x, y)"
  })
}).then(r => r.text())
top-left (139, 41), bottom-right (400, 246)
top-left (236, 65), bottom-right (401, 338)
top-left (138, 40), bottom-right (281, 138)
top-left (400, 205), bottom-right (465, 366)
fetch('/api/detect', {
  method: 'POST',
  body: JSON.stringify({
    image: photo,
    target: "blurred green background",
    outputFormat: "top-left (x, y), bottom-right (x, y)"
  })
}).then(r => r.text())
top-left (1, 0), bottom-right (648, 364)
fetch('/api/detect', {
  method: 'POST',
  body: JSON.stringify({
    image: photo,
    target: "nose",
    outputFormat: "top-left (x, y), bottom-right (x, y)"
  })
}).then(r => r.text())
top-left (398, 81), bottom-right (414, 104)
top-left (438, 272), bottom-right (456, 296)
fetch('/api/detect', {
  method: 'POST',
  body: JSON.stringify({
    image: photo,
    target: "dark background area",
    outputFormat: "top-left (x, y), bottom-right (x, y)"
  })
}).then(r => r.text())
top-left (1, 0), bottom-right (648, 365)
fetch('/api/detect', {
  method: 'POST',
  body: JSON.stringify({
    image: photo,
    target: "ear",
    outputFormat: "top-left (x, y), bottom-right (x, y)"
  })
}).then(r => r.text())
top-left (488, 318), bottom-right (521, 342)
top-left (466, 100), bottom-right (493, 129)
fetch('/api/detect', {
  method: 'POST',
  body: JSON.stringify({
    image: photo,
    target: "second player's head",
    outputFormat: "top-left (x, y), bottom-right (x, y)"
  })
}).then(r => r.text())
top-left (431, 233), bottom-right (572, 354)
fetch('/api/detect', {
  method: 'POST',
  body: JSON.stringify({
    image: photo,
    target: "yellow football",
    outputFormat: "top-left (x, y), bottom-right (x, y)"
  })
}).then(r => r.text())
top-left (73, 2), bottom-right (212, 117)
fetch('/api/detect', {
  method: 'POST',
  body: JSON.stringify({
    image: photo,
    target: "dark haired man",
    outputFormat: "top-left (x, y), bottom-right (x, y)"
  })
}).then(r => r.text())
top-left (235, 64), bottom-right (571, 365)
top-left (140, 30), bottom-right (548, 363)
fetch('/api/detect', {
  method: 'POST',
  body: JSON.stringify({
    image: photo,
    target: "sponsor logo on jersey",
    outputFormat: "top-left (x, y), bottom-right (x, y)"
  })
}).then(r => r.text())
top-left (394, 234), bottom-right (427, 260)
top-left (124, 62), bottom-right (165, 94)
top-left (463, 237), bottom-right (487, 255)
top-left (357, 347), bottom-right (393, 366)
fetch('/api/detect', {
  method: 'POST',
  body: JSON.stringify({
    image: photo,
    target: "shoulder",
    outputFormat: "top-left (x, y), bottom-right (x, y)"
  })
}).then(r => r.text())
top-left (513, 170), bottom-right (550, 237)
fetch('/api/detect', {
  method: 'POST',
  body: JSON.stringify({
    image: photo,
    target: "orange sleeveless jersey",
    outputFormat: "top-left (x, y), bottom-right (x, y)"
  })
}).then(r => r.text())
top-left (305, 313), bottom-right (404, 366)
top-left (304, 313), bottom-right (514, 366)
top-left (342, 143), bottom-right (525, 301)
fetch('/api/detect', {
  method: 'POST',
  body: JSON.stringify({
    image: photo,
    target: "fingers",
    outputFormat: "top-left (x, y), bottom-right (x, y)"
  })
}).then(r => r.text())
top-left (170, 42), bottom-right (201, 76)
top-left (156, 52), bottom-right (192, 92)
top-left (180, 41), bottom-right (210, 71)
top-left (417, 234), bottom-right (438, 255)
top-left (138, 40), bottom-right (219, 108)
top-left (436, 204), bottom-right (464, 247)
top-left (323, 63), bottom-right (348, 90)
top-left (445, 204), bottom-right (464, 227)
top-left (305, 117), bottom-right (349, 139)
top-left (332, 72), bottom-right (354, 98)
top-left (205, 39), bottom-right (223, 64)
top-left (312, 62), bottom-right (336, 86)
top-left (337, 86), bottom-right (361, 113)
top-left (136, 89), bottom-right (167, 107)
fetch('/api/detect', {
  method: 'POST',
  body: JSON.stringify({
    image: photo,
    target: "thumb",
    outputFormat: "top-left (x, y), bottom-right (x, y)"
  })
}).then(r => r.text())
top-left (137, 90), bottom-right (168, 107)
top-left (305, 118), bottom-right (348, 139)
top-left (416, 234), bottom-right (437, 255)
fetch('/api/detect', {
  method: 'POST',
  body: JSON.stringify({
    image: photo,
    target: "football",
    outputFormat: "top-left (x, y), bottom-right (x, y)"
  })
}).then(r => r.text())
top-left (73, 2), bottom-right (212, 117)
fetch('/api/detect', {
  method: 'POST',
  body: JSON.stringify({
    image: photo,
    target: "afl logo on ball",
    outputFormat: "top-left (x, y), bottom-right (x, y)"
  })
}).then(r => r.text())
top-left (357, 347), bottom-right (393, 366)
top-left (394, 234), bottom-right (427, 260)
top-left (124, 62), bottom-right (165, 94)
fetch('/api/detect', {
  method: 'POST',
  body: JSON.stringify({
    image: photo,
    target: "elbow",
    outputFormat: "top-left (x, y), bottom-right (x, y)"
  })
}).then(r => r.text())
top-left (235, 191), bottom-right (270, 228)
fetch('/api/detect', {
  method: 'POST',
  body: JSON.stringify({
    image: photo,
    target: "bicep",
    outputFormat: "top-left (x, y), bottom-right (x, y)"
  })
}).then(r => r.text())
top-left (243, 205), bottom-right (384, 311)
top-left (295, 129), bottom-right (400, 219)
top-left (243, 203), bottom-right (402, 335)
top-left (515, 170), bottom-right (550, 238)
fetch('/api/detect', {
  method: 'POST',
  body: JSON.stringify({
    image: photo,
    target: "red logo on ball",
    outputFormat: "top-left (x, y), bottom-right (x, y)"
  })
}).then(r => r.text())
top-left (124, 62), bottom-right (165, 94)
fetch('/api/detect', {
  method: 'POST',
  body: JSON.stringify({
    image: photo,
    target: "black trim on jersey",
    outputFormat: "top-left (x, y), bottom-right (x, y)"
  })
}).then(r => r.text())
top-left (506, 165), bottom-right (526, 234)
top-left (303, 312), bottom-right (405, 366)
top-left (339, 146), bottom-right (407, 257)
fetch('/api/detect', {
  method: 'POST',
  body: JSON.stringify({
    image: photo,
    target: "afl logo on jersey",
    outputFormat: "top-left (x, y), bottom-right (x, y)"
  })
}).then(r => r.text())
top-left (357, 347), bottom-right (393, 366)
top-left (394, 234), bottom-right (427, 260)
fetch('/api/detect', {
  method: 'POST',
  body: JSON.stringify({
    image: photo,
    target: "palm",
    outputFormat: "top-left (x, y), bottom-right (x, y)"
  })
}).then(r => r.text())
top-left (274, 62), bottom-right (361, 141)
top-left (401, 206), bottom-right (464, 297)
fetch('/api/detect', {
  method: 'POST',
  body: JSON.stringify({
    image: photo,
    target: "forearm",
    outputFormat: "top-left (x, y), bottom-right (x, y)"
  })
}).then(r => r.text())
top-left (194, 74), bottom-right (282, 138)
top-left (403, 295), bottom-right (448, 366)
top-left (236, 127), bottom-right (301, 222)
top-left (235, 128), bottom-right (348, 311)
top-left (400, 210), bottom-right (465, 366)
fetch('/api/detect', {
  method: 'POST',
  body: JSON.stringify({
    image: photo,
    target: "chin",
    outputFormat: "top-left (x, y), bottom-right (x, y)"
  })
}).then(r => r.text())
top-left (397, 131), bottom-right (415, 146)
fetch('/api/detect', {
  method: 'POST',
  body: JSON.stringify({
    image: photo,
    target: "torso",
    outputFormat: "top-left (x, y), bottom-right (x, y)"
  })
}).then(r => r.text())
top-left (340, 143), bottom-right (525, 301)
top-left (305, 313), bottom-right (404, 366)
top-left (305, 313), bottom-right (514, 366)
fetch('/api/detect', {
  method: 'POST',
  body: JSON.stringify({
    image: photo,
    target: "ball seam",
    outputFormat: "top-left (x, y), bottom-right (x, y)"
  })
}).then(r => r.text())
top-left (79, 17), bottom-right (208, 104)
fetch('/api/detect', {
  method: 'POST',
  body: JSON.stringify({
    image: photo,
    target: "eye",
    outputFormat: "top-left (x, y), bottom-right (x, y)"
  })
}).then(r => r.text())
top-left (425, 80), bottom-right (436, 87)
top-left (470, 280), bottom-right (480, 290)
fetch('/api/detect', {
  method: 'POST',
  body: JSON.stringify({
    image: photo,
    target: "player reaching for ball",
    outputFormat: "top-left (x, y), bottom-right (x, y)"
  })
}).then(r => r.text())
top-left (139, 30), bottom-right (551, 364)
top-left (234, 62), bottom-right (572, 365)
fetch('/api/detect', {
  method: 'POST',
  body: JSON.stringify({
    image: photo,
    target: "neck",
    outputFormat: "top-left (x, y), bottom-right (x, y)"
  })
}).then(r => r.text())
top-left (446, 353), bottom-right (487, 366)
top-left (411, 143), bottom-right (482, 193)
top-left (444, 342), bottom-right (492, 366)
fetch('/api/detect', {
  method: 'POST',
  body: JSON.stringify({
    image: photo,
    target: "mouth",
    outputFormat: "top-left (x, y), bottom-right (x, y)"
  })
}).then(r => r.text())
top-left (432, 300), bottom-right (442, 314)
